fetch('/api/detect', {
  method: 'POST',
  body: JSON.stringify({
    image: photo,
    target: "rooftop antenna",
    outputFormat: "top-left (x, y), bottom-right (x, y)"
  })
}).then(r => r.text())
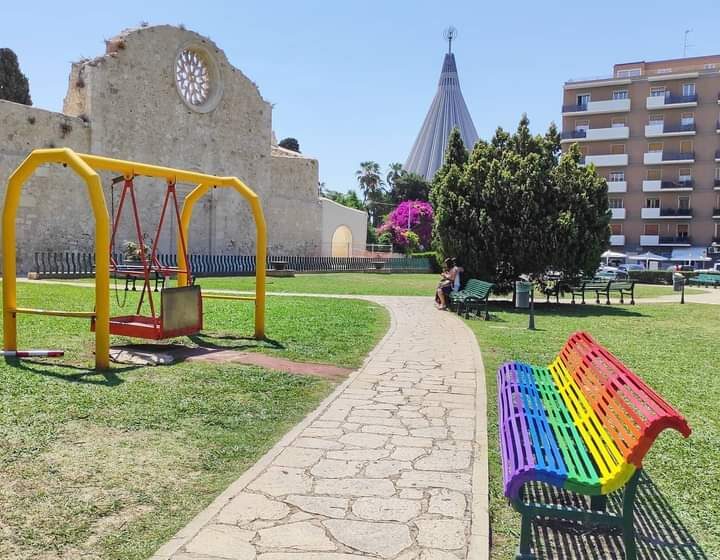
top-left (444, 26), bottom-right (458, 54)
top-left (683, 29), bottom-right (693, 57)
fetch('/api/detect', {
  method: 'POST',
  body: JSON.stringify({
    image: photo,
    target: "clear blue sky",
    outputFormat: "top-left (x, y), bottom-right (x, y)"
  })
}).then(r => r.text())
top-left (2, 1), bottom-right (718, 192)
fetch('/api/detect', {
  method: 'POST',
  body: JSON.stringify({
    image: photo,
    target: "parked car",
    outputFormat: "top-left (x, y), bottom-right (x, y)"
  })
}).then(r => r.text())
top-left (596, 268), bottom-right (629, 281)
top-left (618, 264), bottom-right (645, 273)
top-left (666, 264), bottom-right (695, 272)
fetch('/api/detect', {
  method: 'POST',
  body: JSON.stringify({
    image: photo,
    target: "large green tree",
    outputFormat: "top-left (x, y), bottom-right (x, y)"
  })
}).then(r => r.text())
top-left (431, 118), bottom-right (609, 288)
top-left (391, 171), bottom-right (430, 203)
top-left (0, 48), bottom-right (32, 105)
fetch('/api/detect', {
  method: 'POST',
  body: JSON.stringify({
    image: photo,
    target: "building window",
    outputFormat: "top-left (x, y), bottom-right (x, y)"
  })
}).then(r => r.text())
top-left (655, 68), bottom-right (672, 74)
top-left (715, 167), bottom-right (720, 180)
top-left (678, 196), bottom-right (690, 210)
top-left (647, 168), bottom-right (661, 180)
top-left (681, 112), bottom-right (695, 126)
top-left (574, 119), bottom-right (589, 131)
top-left (645, 224), bottom-right (659, 235)
top-left (648, 114), bottom-right (664, 126)
top-left (616, 68), bottom-right (641, 78)
top-left (705, 63), bottom-right (717, 70)
top-left (678, 168), bottom-right (692, 183)
top-left (611, 144), bottom-right (626, 155)
top-left (609, 171), bottom-right (625, 182)
top-left (648, 142), bottom-right (663, 153)
top-left (680, 140), bottom-right (693, 154)
top-left (645, 198), bottom-right (660, 209)
top-left (650, 86), bottom-right (666, 97)
top-left (577, 94), bottom-right (590, 106)
top-left (609, 198), bottom-right (624, 209)
top-left (611, 117), bottom-right (626, 127)
top-left (677, 224), bottom-right (689, 238)
top-left (611, 223), bottom-right (623, 235)
top-left (613, 89), bottom-right (629, 100)
top-left (682, 83), bottom-right (696, 97)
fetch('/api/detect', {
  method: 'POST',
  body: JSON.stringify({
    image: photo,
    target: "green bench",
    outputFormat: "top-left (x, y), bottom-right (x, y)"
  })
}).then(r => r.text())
top-left (449, 278), bottom-right (494, 320)
top-left (688, 273), bottom-right (720, 288)
top-left (569, 279), bottom-right (612, 304)
top-left (607, 280), bottom-right (636, 304)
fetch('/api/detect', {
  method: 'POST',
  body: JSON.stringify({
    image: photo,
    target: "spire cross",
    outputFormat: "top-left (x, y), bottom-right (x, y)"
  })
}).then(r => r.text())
top-left (444, 26), bottom-right (457, 54)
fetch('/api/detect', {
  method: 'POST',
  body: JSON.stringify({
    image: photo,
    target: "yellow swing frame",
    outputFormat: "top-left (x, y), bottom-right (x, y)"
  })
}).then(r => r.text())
top-left (2, 148), bottom-right (267, 370)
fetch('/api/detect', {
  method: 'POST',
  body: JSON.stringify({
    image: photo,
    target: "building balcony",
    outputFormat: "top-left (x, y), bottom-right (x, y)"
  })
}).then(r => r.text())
top-left (716, 150), bottom-right (720, 162)
top-left (713, 208), bottom-right (720, 219)
top-left (646, 94), bottom-right (698, 110)
top-left (562, 98), bottom-right (631, 116)
top-left (643, 151), bottom-right (695, 165)
top-left (560, 126), bottom-right (630, 143)
top-left (640, 207), bottom-right (692, 219)
top-left (642, 180), bottom-right (694, 192)
top-left (661, 207), bottom-right (693, 218)
top-left (610, 234), bottom-right (625, 246)
top-left (717, 121), bottom-right (720, 133)
top-left (610, 208), bottom-right (626, 220)
top-left (582, 154), bottom-right (629, 167)
top-left (715, 179), bottom-right (720, 190)
top-left (640, 235), bottom-right (692, 246)
top-left (644, 123), bottom-right (696, 137)
top-left (659, 236), bottom-right (692, 246)
top-left (607, 181), bottom-right (627, 193)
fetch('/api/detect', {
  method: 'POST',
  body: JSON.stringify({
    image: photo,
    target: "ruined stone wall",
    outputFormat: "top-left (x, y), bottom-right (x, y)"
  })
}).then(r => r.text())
top-left (0, 101), bottom-right (92, 272)
top-left (0, 25), bottom-right (322, 274)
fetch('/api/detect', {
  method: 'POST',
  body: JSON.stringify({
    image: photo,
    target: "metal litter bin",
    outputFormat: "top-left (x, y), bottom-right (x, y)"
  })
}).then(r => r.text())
top-left (672, 273), bottom-right (685, 292)
top-left (515, 281), bottom-right (532, 309)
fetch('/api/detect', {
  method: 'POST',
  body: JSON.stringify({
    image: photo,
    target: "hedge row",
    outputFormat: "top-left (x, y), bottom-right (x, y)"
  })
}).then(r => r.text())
top-left (627, 270), bottom-right (713, 284)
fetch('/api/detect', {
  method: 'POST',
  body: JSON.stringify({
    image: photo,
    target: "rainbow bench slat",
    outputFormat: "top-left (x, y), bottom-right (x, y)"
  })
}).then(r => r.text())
top-left (499, 332), bottom-right (691, 501)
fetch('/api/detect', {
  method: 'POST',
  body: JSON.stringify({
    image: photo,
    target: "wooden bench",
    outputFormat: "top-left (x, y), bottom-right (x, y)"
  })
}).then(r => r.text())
top-left (498, 332), bottom-right (691, 560)
top-left (688, 273), bottom-right (720, 288)
top-left (568, 279), bottom-right (611, 304)
top-left (607, 279), bottom-right (636, 304)
top-left (449, 279), bottom-right (494, 320)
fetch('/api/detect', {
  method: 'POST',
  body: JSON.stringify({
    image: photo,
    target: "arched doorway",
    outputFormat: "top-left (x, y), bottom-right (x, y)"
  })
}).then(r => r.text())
top-left (331, 225), bottom-right (352, 257)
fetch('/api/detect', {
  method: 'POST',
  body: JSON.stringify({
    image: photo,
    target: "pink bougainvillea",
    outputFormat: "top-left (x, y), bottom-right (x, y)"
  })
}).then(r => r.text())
top-left (377, 200), bottom-right (433, 249)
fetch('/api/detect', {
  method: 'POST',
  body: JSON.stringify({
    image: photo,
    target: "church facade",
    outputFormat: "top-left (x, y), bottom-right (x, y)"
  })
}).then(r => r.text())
top-left (0, 25), bottom-right (366, 273)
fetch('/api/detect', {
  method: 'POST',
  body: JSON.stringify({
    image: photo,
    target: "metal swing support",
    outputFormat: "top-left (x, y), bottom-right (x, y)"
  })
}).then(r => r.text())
top-left (102, 175), bottom-right (201, 340)
top-left (2, 148), bottom-right (267, 370)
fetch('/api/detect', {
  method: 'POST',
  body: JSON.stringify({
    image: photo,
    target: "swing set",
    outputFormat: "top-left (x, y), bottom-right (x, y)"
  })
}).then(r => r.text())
top-left (2, 148), bottom-right (267, 370)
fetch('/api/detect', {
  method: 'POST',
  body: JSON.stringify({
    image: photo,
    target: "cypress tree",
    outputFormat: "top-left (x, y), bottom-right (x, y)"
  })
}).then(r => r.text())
top-left (0, 48), bottom-right (32, 105)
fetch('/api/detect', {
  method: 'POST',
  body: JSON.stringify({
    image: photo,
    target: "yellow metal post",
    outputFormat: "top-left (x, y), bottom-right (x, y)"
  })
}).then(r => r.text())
top-left (2, 148), bottom-right (110, 369)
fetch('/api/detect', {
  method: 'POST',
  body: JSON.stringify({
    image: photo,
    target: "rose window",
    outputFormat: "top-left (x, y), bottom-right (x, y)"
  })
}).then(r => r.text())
top-left (176, 49), bottom-right (211, 107)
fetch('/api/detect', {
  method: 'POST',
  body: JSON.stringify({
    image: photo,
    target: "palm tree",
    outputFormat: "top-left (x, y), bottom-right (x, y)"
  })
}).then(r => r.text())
top-left (386, 162), bottom-right (404, 190)
top-left (356, 161), bottom-right (385, 203)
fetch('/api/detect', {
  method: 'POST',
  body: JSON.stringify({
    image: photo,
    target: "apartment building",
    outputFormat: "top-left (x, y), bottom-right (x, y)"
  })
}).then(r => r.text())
top-left (561, 55), bottom-right (720, 263)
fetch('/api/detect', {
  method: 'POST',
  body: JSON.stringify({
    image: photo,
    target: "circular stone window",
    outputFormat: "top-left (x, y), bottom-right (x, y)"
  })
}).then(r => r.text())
top-left (174, 44), bottom-right (223, 113)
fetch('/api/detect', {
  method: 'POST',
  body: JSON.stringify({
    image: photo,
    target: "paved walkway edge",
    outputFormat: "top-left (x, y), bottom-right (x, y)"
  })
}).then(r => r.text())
top-left (150, 297), bottom-right (402, 560)
top-left (464, 318), bottom-right (490, 559)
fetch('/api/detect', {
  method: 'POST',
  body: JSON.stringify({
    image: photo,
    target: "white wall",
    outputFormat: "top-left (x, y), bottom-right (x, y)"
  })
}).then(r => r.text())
top-left (319, 198), bottom-right (368, 257)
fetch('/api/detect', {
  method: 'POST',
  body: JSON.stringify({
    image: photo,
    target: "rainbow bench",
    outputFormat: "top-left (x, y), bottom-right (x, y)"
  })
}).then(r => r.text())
top-left (498, 332), bottom-right (691, 560)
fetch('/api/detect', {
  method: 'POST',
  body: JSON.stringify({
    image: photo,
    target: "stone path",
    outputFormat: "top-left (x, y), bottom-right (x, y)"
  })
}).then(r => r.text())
top-left (151, 296), bottom-right (489, 560)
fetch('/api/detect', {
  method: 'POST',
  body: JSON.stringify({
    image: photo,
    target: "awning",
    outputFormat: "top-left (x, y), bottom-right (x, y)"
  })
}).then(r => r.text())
top-left (671, 247), bottom-right (711, 261)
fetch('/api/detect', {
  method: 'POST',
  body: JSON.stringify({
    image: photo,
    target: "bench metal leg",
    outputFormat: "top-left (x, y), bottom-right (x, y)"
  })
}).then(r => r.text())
top-left (516, 508), bottom-right (535, 560)
top-left (622, 469), bottom-right (641, 560)
top-left (484, 298), bottom-right (490, 321)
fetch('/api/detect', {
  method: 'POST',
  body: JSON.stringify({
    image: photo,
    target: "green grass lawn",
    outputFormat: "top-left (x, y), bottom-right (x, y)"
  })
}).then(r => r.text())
top-left (0, 282), bottom-right (388, 560)
top-left (467, 302), bottom-right (719, 558)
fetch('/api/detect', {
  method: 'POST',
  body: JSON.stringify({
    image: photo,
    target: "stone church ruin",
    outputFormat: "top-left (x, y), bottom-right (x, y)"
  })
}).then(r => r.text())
top-left (0, 25), bottom-right (367, 273)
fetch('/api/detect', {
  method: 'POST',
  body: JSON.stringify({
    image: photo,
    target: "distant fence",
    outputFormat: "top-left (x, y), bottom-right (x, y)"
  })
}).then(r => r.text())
top-left (28, 252), bottom-right (432, 279)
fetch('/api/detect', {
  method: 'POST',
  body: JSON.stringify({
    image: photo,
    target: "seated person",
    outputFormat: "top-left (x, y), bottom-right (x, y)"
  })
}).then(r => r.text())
top-left (435, 258), bottom-right (459, 310)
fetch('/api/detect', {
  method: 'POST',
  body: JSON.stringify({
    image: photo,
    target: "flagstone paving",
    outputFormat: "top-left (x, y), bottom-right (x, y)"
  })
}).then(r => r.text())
top-left (152, 295), bottom-right (489, 560)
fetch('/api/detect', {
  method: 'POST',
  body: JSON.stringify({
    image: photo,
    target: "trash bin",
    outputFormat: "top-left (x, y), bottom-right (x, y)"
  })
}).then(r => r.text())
top-left (515, 281), bottom-right (532, 309)
top-left (672, 273), bottom-right (685, 292)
